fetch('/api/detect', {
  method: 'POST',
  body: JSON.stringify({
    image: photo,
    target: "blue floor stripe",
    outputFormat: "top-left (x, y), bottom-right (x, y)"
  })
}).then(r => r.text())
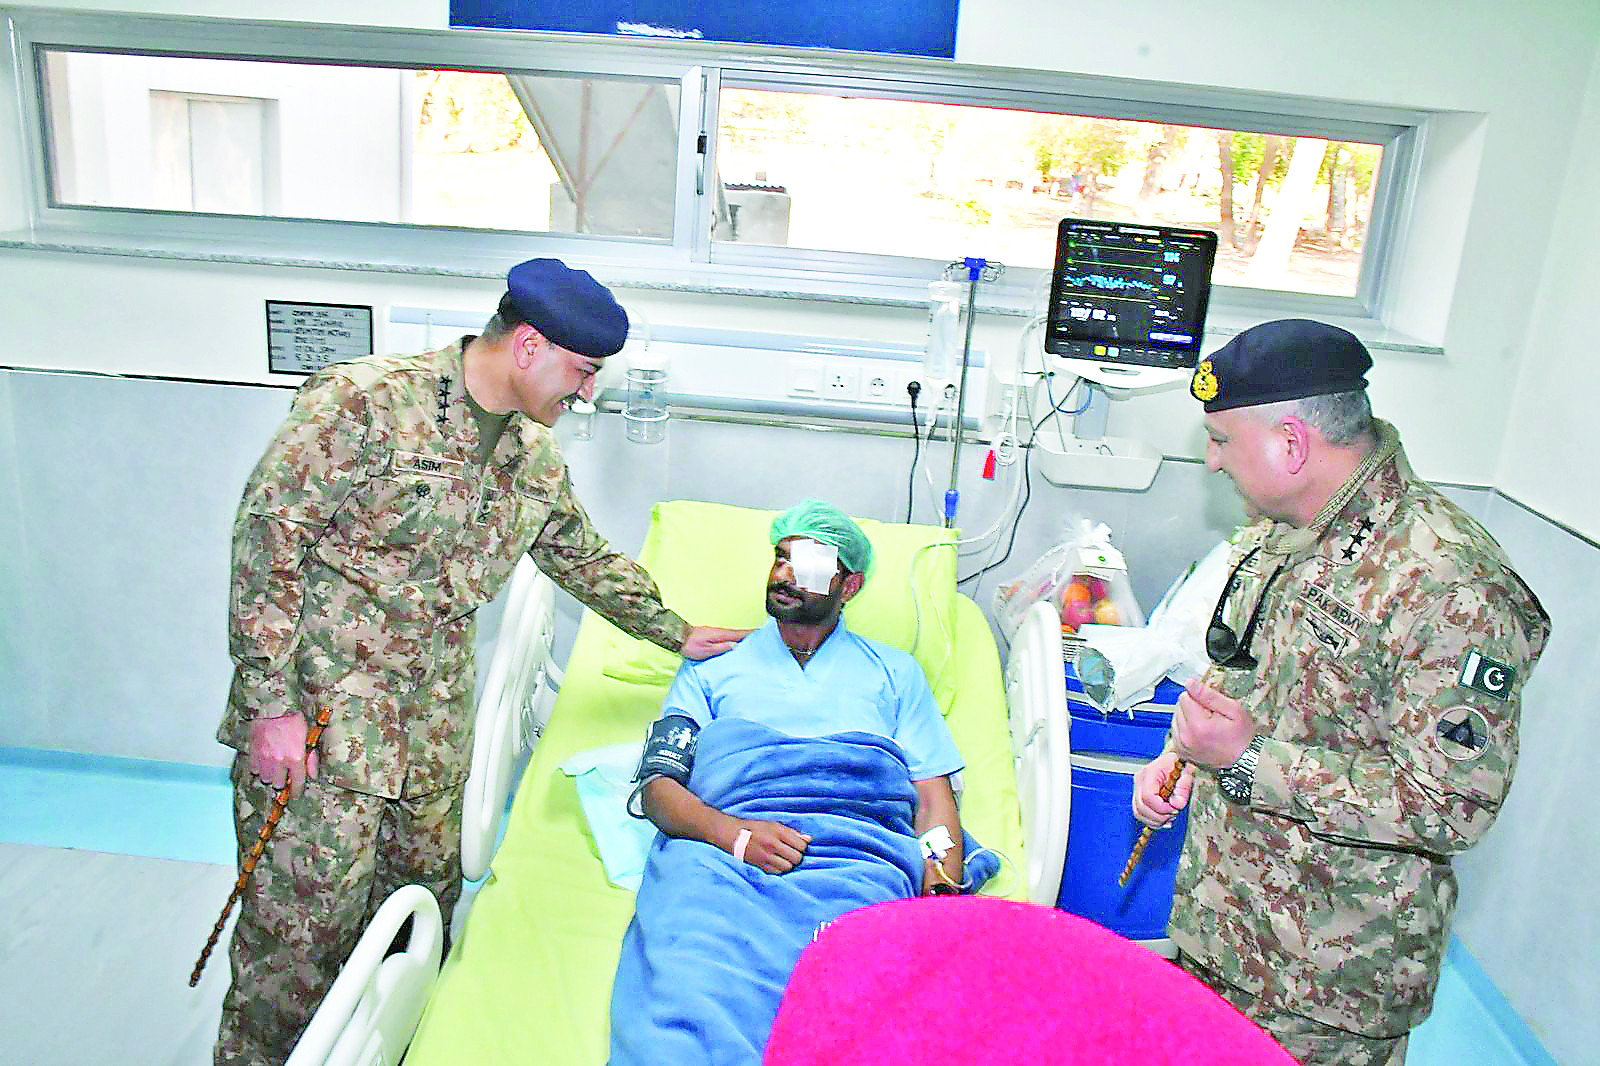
top-left (1409, 938), bottom-right (1560, 1066)
top-left (0, 746), bottom-right (235, 866)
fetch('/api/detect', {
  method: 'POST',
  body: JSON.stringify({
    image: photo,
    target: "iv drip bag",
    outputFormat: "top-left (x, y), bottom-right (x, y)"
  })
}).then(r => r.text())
top-left (924, 280), bottom-right (964, 384)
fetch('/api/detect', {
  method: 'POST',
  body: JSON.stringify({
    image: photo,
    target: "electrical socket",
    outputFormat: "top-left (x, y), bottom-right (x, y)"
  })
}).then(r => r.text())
top-left (824, 367), bottom-right (859, 400)
top-left (787, 357), bottom-right (927, 411)
top-left (854, 361), bottom-right (923, 409)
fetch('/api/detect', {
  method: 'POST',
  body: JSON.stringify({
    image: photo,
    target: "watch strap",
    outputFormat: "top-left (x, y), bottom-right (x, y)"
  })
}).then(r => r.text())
top-left (1218, 734), bottom-right (1265, 805)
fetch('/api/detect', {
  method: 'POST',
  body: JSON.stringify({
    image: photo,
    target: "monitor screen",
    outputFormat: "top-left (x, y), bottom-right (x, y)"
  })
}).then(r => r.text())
top-left (1044, 218), bottom-right (1218, 370)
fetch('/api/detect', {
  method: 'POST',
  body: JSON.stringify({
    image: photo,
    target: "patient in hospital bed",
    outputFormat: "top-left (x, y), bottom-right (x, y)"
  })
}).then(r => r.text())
top-left (607, 500), bottom-right (982, 1064)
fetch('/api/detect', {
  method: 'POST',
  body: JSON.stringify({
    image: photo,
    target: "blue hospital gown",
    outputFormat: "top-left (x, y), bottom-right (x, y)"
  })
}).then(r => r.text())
top-left (655, 619), bottom-right (963, 781)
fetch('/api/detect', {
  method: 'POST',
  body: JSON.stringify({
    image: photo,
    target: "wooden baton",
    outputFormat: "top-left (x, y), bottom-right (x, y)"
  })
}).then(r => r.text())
top-left (189, 707), bottom-right (333, 987)
top-left (1118, 758), bottom-right (1186, 887)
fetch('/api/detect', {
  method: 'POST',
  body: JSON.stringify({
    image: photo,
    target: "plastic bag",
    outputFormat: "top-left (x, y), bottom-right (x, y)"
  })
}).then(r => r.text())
top-left (1073, 538), bottom-right (1235, 712)
top-left (992, 518), bottom-right (1144, 644)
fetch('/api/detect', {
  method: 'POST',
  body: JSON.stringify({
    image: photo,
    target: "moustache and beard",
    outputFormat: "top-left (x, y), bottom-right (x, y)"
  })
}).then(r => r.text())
top-left (765, 579), bottom-right (844, 626)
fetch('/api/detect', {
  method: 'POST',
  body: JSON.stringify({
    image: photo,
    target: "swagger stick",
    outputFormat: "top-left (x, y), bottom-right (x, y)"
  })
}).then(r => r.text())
top-left (1118, 758), bottom-right (1186, 886)
top-left (189, 707), bottom-right (333, 987)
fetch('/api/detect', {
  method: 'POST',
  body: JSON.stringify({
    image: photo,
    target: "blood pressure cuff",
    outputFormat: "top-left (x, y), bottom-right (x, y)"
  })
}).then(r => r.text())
top-left (626, 714), bottom-right (700, 818)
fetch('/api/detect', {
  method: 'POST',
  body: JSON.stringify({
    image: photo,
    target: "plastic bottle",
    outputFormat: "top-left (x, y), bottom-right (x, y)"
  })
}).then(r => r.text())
top-left (623, 345), bottom-right (669, 445)
top-left (923, 280), bottom-right (964, 384)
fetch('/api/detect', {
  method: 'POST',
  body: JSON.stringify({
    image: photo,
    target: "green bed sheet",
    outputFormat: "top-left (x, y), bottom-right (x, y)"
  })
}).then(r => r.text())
top-left (405, 595), bottom-right (1026, 1066)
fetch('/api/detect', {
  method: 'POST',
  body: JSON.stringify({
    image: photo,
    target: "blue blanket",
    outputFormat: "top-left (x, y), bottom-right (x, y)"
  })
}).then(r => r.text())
top-left (608, 719), bottom-right (932, 1065)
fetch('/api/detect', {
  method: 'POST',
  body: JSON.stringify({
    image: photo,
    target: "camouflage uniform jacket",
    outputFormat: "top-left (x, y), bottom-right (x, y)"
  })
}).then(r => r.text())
top-left (218, 339), bottom-right (688, 798)
top-left (1169, 423), bottom-right (1550, 1035)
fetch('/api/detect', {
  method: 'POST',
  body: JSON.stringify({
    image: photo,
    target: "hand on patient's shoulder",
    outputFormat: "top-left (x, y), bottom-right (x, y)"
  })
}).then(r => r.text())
top-left (729, 819), bottom-right (812, 875)
top-left (681, 626), bottom-right (755, 661)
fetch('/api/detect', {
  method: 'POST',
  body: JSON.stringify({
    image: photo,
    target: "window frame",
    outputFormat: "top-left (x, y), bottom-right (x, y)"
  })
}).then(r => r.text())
top-left (4, 9), bottom-right (1429, 322)
top-left (701, 66), bottom-right (1422, 317)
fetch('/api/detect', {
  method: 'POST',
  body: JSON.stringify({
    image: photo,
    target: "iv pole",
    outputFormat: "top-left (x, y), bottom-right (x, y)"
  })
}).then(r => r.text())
top-left (944, 257), bottom-right (1004, 529)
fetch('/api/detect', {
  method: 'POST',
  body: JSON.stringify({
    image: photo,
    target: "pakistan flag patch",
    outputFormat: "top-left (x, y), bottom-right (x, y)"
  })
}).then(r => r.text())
top-left (1457, 649), bottom-right (1515, 701)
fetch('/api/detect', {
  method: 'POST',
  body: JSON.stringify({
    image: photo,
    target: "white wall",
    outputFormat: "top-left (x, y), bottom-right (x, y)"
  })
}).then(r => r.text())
top-left (3, 0), bottom-right (443, 26)
top-left (45, 54), bottom-right (408, 220)
top-left (5, 1), bottom-right (1599, 523)
top-left (1500, 33), bottom-right (1600, 538)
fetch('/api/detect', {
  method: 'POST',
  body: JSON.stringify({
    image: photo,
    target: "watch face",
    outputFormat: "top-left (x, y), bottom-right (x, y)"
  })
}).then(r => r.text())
top-left (1218, 771), bottom-right (1249, 805)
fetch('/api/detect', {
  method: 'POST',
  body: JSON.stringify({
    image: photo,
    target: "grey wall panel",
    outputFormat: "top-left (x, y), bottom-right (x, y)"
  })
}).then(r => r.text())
top-left (557, 411), bottom-right (1250, 650)
top-left (0, 372), bottom-right (38, 743)
top-left (4, 370), bottom-right (296, 764)
top-left (6, 370), bottom-right (1249, 762)
top-left (1452, 495), bottom-right (1598, 1066)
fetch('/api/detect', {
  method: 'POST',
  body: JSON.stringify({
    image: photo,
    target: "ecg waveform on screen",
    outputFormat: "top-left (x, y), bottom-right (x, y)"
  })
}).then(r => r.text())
top-left (1061, 272), bottom-right (1161, 294)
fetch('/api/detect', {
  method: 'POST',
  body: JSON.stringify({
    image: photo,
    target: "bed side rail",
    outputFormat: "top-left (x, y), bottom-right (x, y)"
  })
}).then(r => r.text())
top-left (286, 884), bottom-right (442, 1066)
top-left (461, 556), bottom-right (561, 884)
top-left (1003, 600), bottom-right (1072, 906)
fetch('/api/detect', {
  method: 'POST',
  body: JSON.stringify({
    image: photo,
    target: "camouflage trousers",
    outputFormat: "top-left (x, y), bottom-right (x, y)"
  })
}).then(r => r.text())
top-left (1177, 953), bottom-right (1409, 1066)
top-left (214, 755), bottom-right (463, 1066)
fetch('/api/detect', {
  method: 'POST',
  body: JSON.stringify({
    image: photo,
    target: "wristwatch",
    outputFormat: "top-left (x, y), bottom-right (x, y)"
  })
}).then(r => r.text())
top-left (1217, 734), bottom-right (1265, 805)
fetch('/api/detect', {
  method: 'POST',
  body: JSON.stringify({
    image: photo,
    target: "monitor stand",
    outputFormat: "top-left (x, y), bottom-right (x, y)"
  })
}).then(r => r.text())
top-left (1053, 358), bottom-right (1191, 393)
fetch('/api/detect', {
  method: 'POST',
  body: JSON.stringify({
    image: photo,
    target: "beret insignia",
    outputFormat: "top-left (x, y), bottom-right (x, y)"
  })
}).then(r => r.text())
top-left (1191, 359), bottom-right (1219, 403)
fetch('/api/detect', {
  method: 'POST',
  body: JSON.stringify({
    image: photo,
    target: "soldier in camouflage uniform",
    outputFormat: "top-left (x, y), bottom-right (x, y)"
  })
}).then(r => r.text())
top-left (1133, 319), bottom-right (1549, 1065)
top-left (214, 259), bottom-right (748, 1066)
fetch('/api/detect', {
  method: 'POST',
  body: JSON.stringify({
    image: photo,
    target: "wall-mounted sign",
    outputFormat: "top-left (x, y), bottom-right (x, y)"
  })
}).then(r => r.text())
top-left (450, 0), bottom-right (959, 59)
top-left (266, 301), bottom-right (374, 376)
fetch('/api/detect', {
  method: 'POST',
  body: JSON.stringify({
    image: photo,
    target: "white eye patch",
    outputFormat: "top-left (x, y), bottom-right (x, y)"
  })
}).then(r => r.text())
top-left (789, 538), bottom-right (839, 594)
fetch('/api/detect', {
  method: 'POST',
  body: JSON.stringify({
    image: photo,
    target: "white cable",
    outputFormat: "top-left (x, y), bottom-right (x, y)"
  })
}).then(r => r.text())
top-left (954, 456), bottom-right (1023, 553)
top-left (909, 540), bottom-right (956, 667)
top-left (959, 845), bottom-right (1018, 894)
top-left (992, 383), bottom-right (1022, 467)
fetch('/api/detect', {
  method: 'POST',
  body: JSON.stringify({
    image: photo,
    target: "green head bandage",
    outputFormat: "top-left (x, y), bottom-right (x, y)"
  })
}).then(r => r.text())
top-left (769, 500), bottom-right (874, 581)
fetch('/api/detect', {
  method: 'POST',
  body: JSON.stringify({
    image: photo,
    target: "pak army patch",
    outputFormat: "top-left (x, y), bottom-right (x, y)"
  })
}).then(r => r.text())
top-left (1457, 648), bottom-right (1515, 701)
top-left (1434, 706), bottom-right (1492, 761)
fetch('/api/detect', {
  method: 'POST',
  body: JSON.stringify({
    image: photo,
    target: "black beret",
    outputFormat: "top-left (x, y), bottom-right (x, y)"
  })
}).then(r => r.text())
top-left (1190, 318), bottom-right (1372, 413)
top-left (505, 258), bottom-right (629, 358)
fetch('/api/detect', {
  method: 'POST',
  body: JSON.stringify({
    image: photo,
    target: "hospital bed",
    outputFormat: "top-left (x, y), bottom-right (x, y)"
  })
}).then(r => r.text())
top-left (289, 501), bottom-right (1074, 1066)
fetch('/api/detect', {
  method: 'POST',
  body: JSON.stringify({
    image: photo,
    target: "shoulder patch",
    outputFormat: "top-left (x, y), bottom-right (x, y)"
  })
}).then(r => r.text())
top-left (1434, 707), bottom-right (1492, 761)
top-left (1457, 649), bottom-right (1515, 701)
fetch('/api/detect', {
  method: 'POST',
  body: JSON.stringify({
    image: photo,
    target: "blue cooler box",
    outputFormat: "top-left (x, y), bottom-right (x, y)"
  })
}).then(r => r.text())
top-left (1056, 752), bottom-right (1189, 942)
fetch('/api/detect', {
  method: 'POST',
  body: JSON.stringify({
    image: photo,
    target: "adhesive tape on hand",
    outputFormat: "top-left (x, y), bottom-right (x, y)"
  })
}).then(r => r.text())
top-left (733, 828), bottom-right (752, 864)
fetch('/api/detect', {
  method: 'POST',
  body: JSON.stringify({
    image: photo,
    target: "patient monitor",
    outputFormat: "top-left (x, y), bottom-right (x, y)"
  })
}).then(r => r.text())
top-left (1010, 217), bottom-right (1219, 489)
top-left (1044, 217), bottom-right (1218, 391)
